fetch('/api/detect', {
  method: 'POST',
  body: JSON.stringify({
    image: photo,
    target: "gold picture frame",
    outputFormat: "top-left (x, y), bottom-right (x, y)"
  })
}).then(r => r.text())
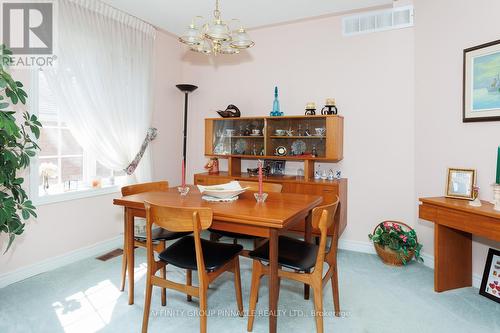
top-left (446, 168), bottom-right (476, 200)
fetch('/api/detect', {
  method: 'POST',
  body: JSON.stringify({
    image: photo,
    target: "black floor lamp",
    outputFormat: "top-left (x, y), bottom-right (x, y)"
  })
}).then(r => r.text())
top-left (176, 84), bottom-right (198, 195)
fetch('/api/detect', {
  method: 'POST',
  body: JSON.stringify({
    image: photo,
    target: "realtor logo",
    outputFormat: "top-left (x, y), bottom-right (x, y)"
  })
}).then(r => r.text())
top-left (1, 1), bottom-right (56, 67)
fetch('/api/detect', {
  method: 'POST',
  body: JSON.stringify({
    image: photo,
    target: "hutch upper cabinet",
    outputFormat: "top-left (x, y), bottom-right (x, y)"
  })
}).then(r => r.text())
top-left (205, 115), bottom-right (343, 161)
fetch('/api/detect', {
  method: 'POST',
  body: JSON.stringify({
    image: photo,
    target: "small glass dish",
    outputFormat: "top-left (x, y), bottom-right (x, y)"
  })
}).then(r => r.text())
top-left (254, 192), bottom-right (268, 203)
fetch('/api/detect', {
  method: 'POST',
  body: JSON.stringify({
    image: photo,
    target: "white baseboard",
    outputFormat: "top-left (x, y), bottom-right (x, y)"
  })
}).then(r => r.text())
top-left (0, 235), bottom-right (123, 289)
top-left (339, 239), bottom-right (481, 288)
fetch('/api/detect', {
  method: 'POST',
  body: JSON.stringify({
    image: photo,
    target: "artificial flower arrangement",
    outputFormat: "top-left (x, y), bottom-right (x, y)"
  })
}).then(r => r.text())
top-left (369, 221), bottom-right (423, 265)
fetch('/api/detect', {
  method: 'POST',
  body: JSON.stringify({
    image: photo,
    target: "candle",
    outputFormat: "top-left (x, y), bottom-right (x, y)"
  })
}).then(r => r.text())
top-left (258, 160), bottom-right (263, 196)
top-left (182, 160), bottom-right (186, 188)
top-left (496, 146), bottom-right (500, 185)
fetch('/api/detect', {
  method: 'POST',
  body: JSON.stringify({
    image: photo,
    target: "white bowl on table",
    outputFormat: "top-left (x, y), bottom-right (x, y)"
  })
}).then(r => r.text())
top-left (197, 181), bottom-right (248, 199)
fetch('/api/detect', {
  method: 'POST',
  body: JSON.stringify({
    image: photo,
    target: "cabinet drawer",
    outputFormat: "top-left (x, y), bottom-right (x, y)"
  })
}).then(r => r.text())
top-left (194, 176), bottom-right (232, 186)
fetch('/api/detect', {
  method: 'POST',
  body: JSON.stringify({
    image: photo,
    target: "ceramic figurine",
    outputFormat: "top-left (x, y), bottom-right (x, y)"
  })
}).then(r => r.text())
top-left (335, 170), bottom-right (342, 179)
top-left (321, 170), bottom-right (328, 180)
top-left (243, 125), bottom-right (251, 136)
top-left (217, 104), bottom-right (241, 118)
top-left (314, 170), bottom-right (321, 179)
top-left (286, 128), bottom-right (294, 136)
top-left (304, 124), bottom-right (312, 137)
top-left (469, 186), bottom-right (482, 207)
top-left (327, 169), bottom-right (335, 181)
top-left (321, 98), bottom-right (338, 115)
top-left (305, 102), bottom-right (316, 115)
top-left (204, 157), bottom-right (219, 174)
top-left (311, 145), bottom-right (317, 157)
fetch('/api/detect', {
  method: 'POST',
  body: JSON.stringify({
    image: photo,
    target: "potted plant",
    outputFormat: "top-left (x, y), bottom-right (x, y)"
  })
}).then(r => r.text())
top-left (0, 45), bottom-right (42, 252)
top-left (368, 221), bottom-right (423, 266)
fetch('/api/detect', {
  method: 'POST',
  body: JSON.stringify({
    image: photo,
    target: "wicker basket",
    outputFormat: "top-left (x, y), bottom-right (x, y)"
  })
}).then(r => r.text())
top-left (372, 221), bottom-right (415, 266)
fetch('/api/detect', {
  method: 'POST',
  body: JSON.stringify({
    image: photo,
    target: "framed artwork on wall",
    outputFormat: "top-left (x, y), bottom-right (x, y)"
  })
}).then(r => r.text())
top-left (445, 168), bottom-right (476, 200)
top-left (463, 39), bottom-right (500, 122)
top-left (479, 248), bottom-right (500, 304)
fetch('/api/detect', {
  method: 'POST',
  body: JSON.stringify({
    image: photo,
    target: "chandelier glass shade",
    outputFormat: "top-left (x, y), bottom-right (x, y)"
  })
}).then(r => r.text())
top-left (178, 0), bottom-right (254, 55)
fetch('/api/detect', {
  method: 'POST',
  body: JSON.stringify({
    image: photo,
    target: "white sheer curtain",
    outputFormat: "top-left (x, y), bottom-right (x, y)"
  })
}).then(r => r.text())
top-left (45, 0), bottom-right (156, 182)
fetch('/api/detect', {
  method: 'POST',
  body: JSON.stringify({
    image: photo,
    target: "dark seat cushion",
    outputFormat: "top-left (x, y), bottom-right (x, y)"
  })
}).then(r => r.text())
top-left (135, 228), bottom-right (191, 242)
top-left (158, 236), bottom-right (243, 272)
top-left (209, 228), bottom-right (257, 240)
top-left (249, 236), bottom-right (319, 271)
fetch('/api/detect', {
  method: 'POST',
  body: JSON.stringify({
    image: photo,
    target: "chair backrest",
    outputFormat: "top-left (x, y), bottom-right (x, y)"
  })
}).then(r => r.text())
top-left (121, 181), bottom-right (169, 196)
top-left (310, 197), bottom-right (340, 273)
top-left (144, 202), bottom-right (213, 274)
top-left (238, 180), bottom-right (283, 193)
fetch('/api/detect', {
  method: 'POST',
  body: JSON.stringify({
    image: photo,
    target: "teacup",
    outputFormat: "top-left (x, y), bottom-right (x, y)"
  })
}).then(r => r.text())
top-left (315, 128), bottom-right (326, 136)
top-left (275, 129), bottom-right (286, 136)
top-left (252, 129), bottom-right (261, 135)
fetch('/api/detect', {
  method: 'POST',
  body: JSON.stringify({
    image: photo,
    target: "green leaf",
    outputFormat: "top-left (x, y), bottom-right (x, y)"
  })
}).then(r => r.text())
top-left (3, 233), bottom-right (15, 254)
top-left (0, 102), bottom-right (9, 109)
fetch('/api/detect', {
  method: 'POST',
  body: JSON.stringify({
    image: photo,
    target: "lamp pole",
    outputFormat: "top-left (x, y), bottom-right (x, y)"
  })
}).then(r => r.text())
top-left (176, 84), bottom-right (198, 189)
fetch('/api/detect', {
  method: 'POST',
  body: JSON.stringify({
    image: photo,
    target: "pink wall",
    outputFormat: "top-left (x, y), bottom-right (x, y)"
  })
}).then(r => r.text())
top-left (151, 31), bottom-right (184, 183)
top-left (414, 0), bottom-right (500, 281)
top-left (180, 14), bottom-right (416, 246)
top-left (0, 30), bottom-right (183, 277)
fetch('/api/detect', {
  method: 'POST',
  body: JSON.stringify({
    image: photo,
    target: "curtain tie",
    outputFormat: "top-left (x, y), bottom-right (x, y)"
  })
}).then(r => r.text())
top-left (124, 127), bottom-right (157, 175)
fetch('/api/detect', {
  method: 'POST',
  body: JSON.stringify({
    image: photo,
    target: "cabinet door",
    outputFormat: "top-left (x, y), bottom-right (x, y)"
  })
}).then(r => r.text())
top-left (286, 183), bottom-right (339, 235)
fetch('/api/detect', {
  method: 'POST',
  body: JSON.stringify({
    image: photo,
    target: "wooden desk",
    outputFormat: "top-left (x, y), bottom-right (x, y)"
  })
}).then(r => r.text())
top-left (114, 186), bottom-right (323, 333)
top-left (419, 196), bottom-right (500, 292)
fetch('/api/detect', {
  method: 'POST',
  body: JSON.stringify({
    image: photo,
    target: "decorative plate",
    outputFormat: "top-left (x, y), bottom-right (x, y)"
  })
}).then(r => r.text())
top-left (233, 139), bottom-right (247, 155)
top-left (291, 140), bottom-right (306, 155)
top-left (275, 146), bottom-right (287, 156)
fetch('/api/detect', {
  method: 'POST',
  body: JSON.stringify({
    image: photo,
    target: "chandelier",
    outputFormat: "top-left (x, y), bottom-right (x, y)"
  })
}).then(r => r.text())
top-left (178, 0), bottom-right (255, 55)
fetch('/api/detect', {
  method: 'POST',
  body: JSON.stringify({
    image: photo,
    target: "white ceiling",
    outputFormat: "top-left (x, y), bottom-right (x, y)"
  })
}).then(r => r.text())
top-left (101, 0), bottom-right (393, 35)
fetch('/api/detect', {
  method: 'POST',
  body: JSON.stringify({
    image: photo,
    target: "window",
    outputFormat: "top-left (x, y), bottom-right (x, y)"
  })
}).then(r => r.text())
top-left (31, 70), bottom-right (125, 204)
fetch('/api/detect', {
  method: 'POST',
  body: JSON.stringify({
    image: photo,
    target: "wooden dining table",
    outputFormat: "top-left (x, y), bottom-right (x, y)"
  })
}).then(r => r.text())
top-left (113, 185), bottom-right (323, 333)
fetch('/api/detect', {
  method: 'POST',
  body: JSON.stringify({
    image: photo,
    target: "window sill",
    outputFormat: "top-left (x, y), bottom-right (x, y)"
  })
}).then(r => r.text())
top-left (33, 185), bottom-right (121, 206)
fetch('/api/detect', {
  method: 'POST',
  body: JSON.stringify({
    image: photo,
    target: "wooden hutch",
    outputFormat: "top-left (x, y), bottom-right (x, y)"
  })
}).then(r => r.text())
top-left (194, 115), bottom-right (347, 236)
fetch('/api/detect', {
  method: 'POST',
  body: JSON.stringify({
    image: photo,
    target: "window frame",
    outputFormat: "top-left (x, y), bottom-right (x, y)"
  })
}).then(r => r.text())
top-left (29, 69), bottom-right (120, 206)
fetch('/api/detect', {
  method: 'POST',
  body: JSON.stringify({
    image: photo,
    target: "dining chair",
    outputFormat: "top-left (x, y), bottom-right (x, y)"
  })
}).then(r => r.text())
top-left (142, 203), bottom-right (244, 333)
top-left (120, 181), bottom-right (191, 305)
top-left (247, 197), bottom-right (341, 333)
top-left (209, 181), bottom-right (283, 251)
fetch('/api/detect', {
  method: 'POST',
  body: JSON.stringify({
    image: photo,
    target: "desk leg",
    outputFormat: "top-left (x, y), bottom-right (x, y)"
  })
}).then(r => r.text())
top-left (304, 213), bottom-right (312, 300)
top-left (269, 229), bottom-right (279, 333)
top-left (120, 217), bottom-right (128, 292)
top-left (434, 224), bottom-right (472, 292)
top-left (125, 208), bottom-right (135, 305)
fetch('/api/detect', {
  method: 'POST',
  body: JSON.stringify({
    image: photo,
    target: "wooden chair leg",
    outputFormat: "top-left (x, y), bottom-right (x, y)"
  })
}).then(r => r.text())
top-left (247, 260), bottom-right (262, 332)
top-left (120, 250), bottom-right (127, 292)
top-left (186, 269), bottom-right (192, 302)
top-left (331, 266), bottom-right (340, 316)
top-left (200, 287), bottom-right (208, 333)
top-left (233, 257), bottom-right (244, 316)
top-left (312, 284), bottom-right (324, 333)
top-left (160, 266), bottom-right (167, 306)
top-left (304, 270), bottom-right (310, 300)
top-left (141, 276), bottom-right (153, 333)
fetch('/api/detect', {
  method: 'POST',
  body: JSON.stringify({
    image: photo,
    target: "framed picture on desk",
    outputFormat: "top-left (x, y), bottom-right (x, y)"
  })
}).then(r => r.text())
top-left (445, 168), bottom-right (476, 200)
top-left (479, 248), bottom-right (500, 304)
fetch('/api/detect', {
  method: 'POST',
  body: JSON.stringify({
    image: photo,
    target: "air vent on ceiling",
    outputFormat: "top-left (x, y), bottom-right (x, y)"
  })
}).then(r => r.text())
top-left (342, 5), bottom-right (414, 36)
